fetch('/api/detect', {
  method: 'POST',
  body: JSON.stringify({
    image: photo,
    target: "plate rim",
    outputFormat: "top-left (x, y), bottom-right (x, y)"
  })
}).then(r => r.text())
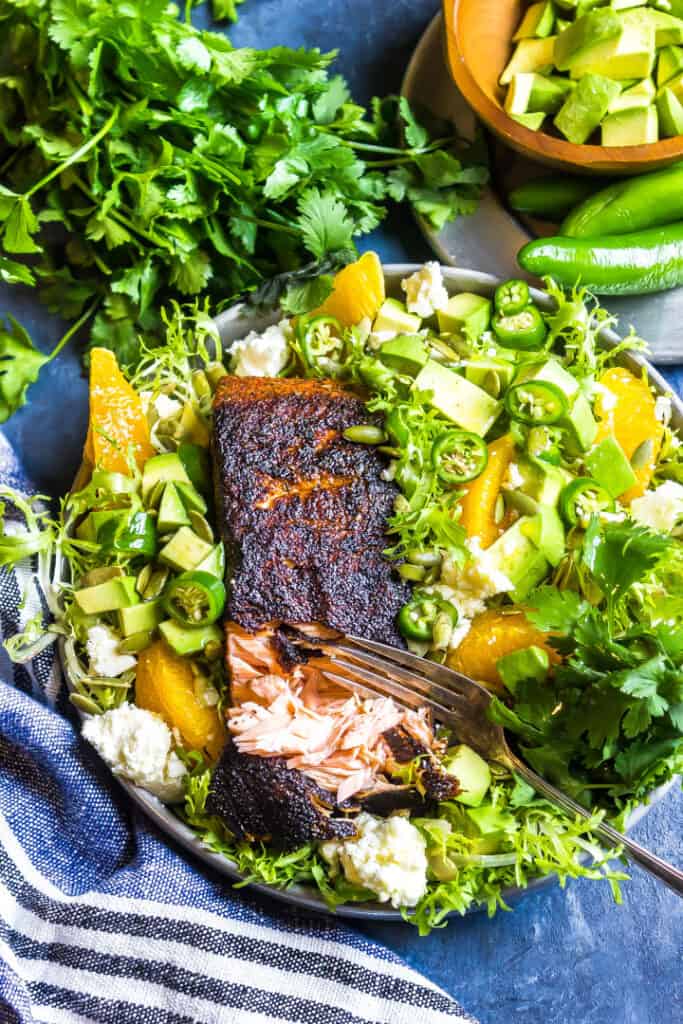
top-left (60, 263), bottom-right (681, 923)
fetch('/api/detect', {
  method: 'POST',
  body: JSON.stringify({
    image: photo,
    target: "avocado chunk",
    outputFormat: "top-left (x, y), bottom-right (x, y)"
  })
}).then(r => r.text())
top-left (624, 8), bottom-right (683, 47)
top-left (611, 0), bottom-right (648, 9)
top-left (523, 506), bottom-right (566, 566)
top-left (516, 457), bottom-right (573, 506)
top-left (373, 298), bottom-right (422, 336)
top-left (142, 453), bottom-right (191, 500)
top-left (74, 576), bottom-right (137, 615)
top-left (159, 526), bottom-right (214, 572)
top-left (567, 22), bottom-right (655, 80)
top-left (76, 509), bottom-right (126, 542)
top-left (413, 360), bottom-right (501, 436)
top-left (657, 45), bottom-right (683, 88)
top-left (585, 435), bottom-right (638, 497)
top-left (608, 77), bottom-right (656, 113)
top-left (500, 36), bottom-right (557, 86)
top-left (554, 9), bottom-right (622, 72)
top-left (484, 516), bottom-right (550, 600)
top-left (443, 745), bottom-right (492, 807)
top-left (157, 482), bottom-right (191, 533)
top-left (510, 111), bottom-right (547, 130)
top-left (563, 393), bottom-right (598, 452)
top-left (602, 104), bottom-right (658, 145)
top-left (554, 74), bottom-right (622, 143)
top-left (497, 645), bottom-right (550, 692)
top-left (437, 292), bottom-right (492, 337)
top-left (514, 0), bottom-right (555, 40)
top-left (178, 442), bottom-right (211, 496)
top-left (464, 357), bottom-right (516, 397)
top-left (658, 86), bottom-right (683, 136)
top-left (174, 480), bottom-right (208, 516)
top-left (379, 334), bottom-right (430, 375)
top-left (505, 73), bottom-right (573, 115)
top-left (195, 543), bottom-right (225, 579)
top-left (515, 357), bottom-right (580, 399)
top-left (159, 619), bottom-right (223, 656)
top-left (118, 599), bottom-right (164, 638)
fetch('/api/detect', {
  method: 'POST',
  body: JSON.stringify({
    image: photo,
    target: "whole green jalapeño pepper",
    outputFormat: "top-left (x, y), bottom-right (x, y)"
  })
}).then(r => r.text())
top-left (163, 570), bottom-right (226, 626)
top-left (431, 430), bottom-right (488, 484)
top-left (398, 590), bottom-right (459, 642)
top-left (561, 164), bottom-right (683, 239)
top-left (492, 305), bottom-right (547, 350)
top-left (97, 511), bottom-right (157, 558)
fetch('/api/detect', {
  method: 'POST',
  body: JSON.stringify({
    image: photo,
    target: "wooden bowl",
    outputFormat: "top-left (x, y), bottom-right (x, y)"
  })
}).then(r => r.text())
top-left (443, 0), bottom-right (683, 175)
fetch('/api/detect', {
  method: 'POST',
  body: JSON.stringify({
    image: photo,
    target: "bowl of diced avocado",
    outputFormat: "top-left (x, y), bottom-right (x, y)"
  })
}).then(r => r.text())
top-left (444, 0), bottom-right (683, 173)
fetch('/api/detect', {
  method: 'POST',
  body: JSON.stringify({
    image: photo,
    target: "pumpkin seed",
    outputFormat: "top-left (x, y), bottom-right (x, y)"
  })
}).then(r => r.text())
top-left (494, 493), bottom-right (506, 523)
top-left (631, 438), bottom-right (654, 470)
top-left (118, 630), bottom-right (153, 654)
top-left (343, 424), bottom-right (386, 445)
top-left (79, 565), bottom-right (125, 588)
top-left (192, 369), bottom-right (212, 401)
top-left (189, 510), bottom-right (214, 543)
top-left (136, 563), bottom-right (153, 595)
top-left (146, 479), bottom-right (166, 510)
top-left (69, 692), bottom-right (102, 715)
top-left (406, 547), bottom-right (442, 567)
top-left (144, 567), bottom-right (170, 600)
top-left (398, 563), bottom-right (427, 582)
top-left (87, 676), bottom-right (132, 689)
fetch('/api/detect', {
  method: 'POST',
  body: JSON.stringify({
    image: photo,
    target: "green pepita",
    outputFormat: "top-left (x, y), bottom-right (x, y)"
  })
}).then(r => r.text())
top-left (69, 692), bottom-right (102, 715)
top-left (631, 438), bottom-right (654, 470)
top-left (189, 510), bottom-right (214, 543)
top-left (143, 567), bottom-right (170, 600)
top-left (406, 547), bottom-right (442, 568)
top-left (118, 630), bottom-right (153, 654)
top-left (398, 563), bottom-right (427, 582)
top-left (136, 563), bottom-right (153, 596)
top-left (146, 479), bottom-right (166, 510)
top-left (343, 424), bottom-right (387, 445)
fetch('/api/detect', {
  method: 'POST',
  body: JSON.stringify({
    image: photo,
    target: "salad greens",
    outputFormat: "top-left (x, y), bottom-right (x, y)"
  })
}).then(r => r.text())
top-left (0, 0), bottom-right (488, 420)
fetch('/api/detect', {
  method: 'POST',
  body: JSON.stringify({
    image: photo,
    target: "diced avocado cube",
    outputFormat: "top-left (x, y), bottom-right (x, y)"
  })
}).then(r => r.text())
top-left (658, 86), bottom-right (683, 136)
top-left (602, 105), bottom-right (659, 146)
top-left (466, 803), bottom-right (517, 837)
top-left (517, 457), bottom-right (573, 506)
top-left (118, 599), bottom-right (164, 638)
top-left (497, 645), bottom-right (550, 693)
top-left (76, 509), bottom-right (126, 542)
top-left (157, 482), bottom-right (191, 533)
top-left (159, 526), bottom-right (213, 572)
top-left (610, 0), bottom-right (648, 9)
top-left (74, 576), bottom-right (137, 615)
top-left (500, 36), bottom-right (557, 86)
top-left (510, 111), bottom-right (547, 131)
top-left (506, 74), bottom-right (573, 116)
top-left (514, 1), bottom-right (555, 41)
top-left (657, 45), bottom-right (683, 89)
top-left (175, 481), bottom-right (208, 516)
top-left (437, 293), bottom-right (492, 337)
top-left (522, 506), bottom-right (566, 566)
top-left (484, 516), bottom-right (550, 598)
top-left (379, 334), bottom-right (430, 375)
top-left (195, 543), bottom-right (225, 579)
top-left (178, 442), bottom-right (211, 496)
top-left (554, 9), bottom-right (622, 71)
top-left (567, 22), bottom-right (656, 81)
top-left (585, 435), bottom-right (638, 497)
top-left (442, 745), bottom-right (492, 807)
top-left (142, 453), bottom-right (191, 500)
top-left (464, 357), bottom-right (516, 397)
top-left (515, 358), bottom-right (580, 399)
top-left (373, 298), bottom-right (422, 335)
top-left (563, 393), bottom-right (598, 452)
top-left (624, 8), bottom-right (683, 47)
top-left (159, 620), bottom-right (223, 657)
top-left (608, 77), bottom-right (656, 113)
top-left (413, 360), bottom-right (501, 436)
top-left (554, 75), bottom-right (622, 144)
top-left (662, 70), bottom-right (683, 106)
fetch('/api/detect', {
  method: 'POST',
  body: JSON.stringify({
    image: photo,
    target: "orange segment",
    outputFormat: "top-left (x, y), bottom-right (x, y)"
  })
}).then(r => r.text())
top-left (447, 609), bottom-right (560, 691)
top-left (594, 367), bottom-right (663, 504)
top-left (84, 348), bottom-right (154, 474)
top-left (458, 434), bottom-right (516, 549)
top-left (136, 640), bottom-right (227, 759)
top-left (314, 251), bottom-right (385, 326)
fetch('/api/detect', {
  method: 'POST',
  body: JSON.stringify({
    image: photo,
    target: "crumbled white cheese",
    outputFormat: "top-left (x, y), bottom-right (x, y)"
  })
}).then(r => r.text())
top-left (154, 393), bottom-right (183, 420)
top-left (321, 812), bottom-right (428, 908)
top-left (82, 702), bottom-right (187, 802)
top-left (438, 537), bottom-right (513, 621)
top-left (503, 461), bottom-right (525, 491)
top-left (631, 481), bottom-right (683, 537)
top-left (655, 394), bottom-right (673, 426)
top-left (401, 262), bottom-right (449, 318)
top-left (448, 616), bottom-right (473, 651)
top-left (367, 329), bottom-right (398, 351)
top-left (86, 625), bottom-right (136, 678)
top-left (591, 381), bottom-right (618, 413)
top-left (230, 319), bottom-right (291, 378)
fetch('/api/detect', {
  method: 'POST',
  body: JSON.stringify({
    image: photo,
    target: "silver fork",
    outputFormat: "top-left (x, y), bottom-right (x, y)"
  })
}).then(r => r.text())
top-left (294, 631), bottom-right (683, 897)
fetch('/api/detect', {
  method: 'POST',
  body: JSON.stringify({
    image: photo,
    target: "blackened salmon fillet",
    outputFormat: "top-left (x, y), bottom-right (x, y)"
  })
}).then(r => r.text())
top-left (211, 375), bottom-right (410, 645)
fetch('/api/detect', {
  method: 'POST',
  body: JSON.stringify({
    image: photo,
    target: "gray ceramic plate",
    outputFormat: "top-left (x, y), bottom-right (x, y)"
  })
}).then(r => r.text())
top-left (401, 13), bottom-right (683, 365)
top-left (60, 265), bottom-right (679, 921)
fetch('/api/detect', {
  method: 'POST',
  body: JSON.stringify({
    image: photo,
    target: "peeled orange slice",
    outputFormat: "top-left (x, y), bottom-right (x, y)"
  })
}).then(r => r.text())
top-left (447, 609), bottom-right (560, 691)
top-left (84, 348), bottom-right (154, 474)
top-left (314, 251), bottom-right (385, 326)
top-left (594, 367), bottom-right (663, 504)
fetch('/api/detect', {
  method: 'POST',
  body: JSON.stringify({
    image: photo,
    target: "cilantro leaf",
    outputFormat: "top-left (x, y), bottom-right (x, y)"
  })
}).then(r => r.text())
top-left (525, 586), bottom-right (588, 634)
top-left (297, 188), bottom-right (356, 259)
top-left (0, 315), bottom-right (49, 423)
top-left (583, 517), bottom-right (672, 613)
top-left (280, 274), bottom-right (333, 316)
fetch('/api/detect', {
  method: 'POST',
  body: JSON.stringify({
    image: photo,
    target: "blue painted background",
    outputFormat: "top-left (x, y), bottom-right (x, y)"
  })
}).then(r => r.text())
top-left (1, 2), bottom-right (681, 1022)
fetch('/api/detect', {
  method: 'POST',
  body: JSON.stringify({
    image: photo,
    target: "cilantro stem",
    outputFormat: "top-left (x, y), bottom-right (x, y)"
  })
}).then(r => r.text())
top-left (236, 215), bottom-right (299, 236)
top-left (341, 138), bottom-right (453, 157)
top-left (25, 107), bottom-right (120, 200)
top-left (71, 176), bottom-right (172, 250)
top-left (48, 298), bottom-right (101, 362)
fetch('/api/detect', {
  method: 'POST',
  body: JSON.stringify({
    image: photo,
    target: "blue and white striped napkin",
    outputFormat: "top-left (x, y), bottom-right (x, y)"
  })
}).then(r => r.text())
top-left (0, 432), bottom-right (476, 1024)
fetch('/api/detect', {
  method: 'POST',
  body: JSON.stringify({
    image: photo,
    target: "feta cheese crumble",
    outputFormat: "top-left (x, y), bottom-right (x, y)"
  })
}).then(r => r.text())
top-left (401, 262), bottom-right (448, 318)
top-left (321, 812), bottom-right (428, 908)
top-left (230, 320), bottom-right (291, 378)
top-left (436, 538), bottom-right (514, 650)
top-left (153, 393), bottom-right (183, 420)
top-left (86, 625), bottom-right (136, 678)
top-left (82, 702), bottom-right (187, 802)
top-left (631, 480), bottom-right (683, 537)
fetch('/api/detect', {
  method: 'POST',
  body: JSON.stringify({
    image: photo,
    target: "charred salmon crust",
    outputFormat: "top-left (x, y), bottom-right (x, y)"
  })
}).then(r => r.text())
top-left (206, 739), bottom-right (357, 847)
top-left (211, 376), bottom-right (410, 646)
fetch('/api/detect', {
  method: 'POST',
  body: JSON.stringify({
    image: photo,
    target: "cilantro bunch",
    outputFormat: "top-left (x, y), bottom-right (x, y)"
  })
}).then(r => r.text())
top-left (491, 518), bottom-right (683, 824)
top-left (0, 0), bottom-right (487, 418)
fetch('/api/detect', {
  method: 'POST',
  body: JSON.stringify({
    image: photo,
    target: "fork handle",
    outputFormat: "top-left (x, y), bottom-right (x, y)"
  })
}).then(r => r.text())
top-left (508, 755), bottom-right (683, 897)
